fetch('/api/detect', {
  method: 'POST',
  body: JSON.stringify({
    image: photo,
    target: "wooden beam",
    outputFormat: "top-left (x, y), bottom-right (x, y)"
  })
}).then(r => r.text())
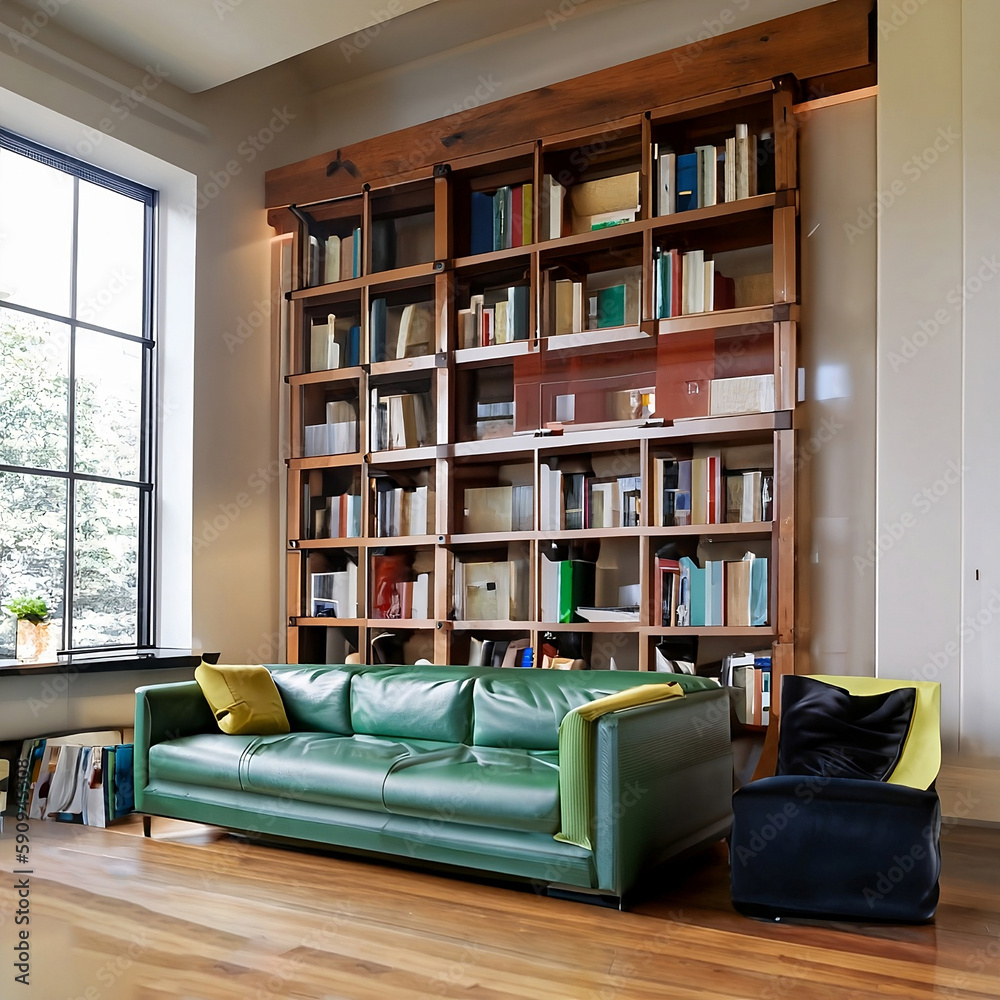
top-left (265, 0), bottom-right (873, 209)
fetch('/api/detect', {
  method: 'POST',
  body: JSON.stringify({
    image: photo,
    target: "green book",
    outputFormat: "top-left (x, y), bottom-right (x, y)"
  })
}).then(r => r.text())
top-left (596, 285), bottom-right (626, 328)
top-left (558, 560), bottom-right (596, 623)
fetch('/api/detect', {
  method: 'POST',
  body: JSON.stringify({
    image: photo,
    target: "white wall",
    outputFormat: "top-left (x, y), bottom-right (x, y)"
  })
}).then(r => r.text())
top-left (877, 0), bottom-right (1000, 765)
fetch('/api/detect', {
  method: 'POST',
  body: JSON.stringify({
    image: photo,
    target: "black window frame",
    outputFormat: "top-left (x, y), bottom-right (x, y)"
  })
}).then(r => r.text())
top-left (0, 126), bottom-right (157, 653)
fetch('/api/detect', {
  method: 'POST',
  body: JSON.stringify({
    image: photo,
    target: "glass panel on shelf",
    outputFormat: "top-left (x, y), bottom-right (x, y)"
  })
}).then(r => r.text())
top-left (307, 548), bottom-right (359, 619)
top-left (301, 197), bottom-right (364, 287)
top-left (372, 466), bottom-right (435, 538)
top-left (541, 127), bottom-right (644, 240)
top-left (369, 289), bottom-right (435, 363)
top-left (302, 467), bottom-right (361, 540)
top-left (301, 384), bottom-right (359, 458)
top-left (455, 461), bottom-right (532, 534)
top-left (456, 365), bottom-right (515, 442)
top-left (304, 301), bottom-right (361, 374)
top-left (369, 547), bottom-right (434, 621)
top-left (369, 375), bottom-right (434, 453)
top-left (453, 542), bottom-right (530, 623)
top-left (651, 95), bottom-right (777, 217)
top-left (539, 453), bottom-right (641, 532)
top-left (369, 181), bottom-right (435, 273)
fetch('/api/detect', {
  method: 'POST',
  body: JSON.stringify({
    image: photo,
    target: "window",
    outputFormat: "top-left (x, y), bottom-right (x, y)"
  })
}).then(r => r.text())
top-left (0, 128), bottom-right (156, 655)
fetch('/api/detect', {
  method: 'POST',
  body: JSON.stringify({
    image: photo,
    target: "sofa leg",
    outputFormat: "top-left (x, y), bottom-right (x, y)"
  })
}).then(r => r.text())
top-left (142, 814), bottom-right (152, 838)
top-left (545, 885), bottom-right (625, 909)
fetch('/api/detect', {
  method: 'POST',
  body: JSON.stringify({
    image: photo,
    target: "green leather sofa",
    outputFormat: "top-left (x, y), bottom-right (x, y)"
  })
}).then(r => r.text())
top-left (134, 663), bottom-right (733, 902)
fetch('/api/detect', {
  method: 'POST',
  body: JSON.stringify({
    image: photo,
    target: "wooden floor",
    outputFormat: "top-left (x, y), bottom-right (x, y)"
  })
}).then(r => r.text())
top-left (2, 817), bottom-right (1000, 999)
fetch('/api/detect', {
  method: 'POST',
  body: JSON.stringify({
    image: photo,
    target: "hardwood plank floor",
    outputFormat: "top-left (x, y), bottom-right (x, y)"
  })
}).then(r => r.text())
top-left (2, 817), bottom-right (999, 999)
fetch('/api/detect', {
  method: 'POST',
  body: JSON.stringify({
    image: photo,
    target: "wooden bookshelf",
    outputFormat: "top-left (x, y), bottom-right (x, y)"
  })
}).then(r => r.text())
top-left (267, 1), bottom-right (875, 681)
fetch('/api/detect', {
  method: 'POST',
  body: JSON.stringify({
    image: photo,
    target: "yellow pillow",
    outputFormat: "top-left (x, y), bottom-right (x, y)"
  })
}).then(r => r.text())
top-left (194, 662), bottom-right (290, 736)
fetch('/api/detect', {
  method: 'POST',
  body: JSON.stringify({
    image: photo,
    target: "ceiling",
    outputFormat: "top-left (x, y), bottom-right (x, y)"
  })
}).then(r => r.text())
top-left (15, 0), bottom-right (446, 93)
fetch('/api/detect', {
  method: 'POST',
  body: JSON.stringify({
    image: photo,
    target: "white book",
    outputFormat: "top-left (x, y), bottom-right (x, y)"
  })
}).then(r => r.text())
top-left (323, 235), bottom-right (341, 284)
top-left (657, 151), bottom-right (676, 216)
top-left (710, 374), bottom-right (775, 416)
top-left (310, 314), bottom-right (339, 372)
top-left (703, 259), bottom-right (715, 312)
top-left (82, 748), bottom-right (107, 828)
top-left (681, 250), bottom-right (705, 315)
top-left (412, 572), bottom-right (429, 620)
top-left (544, 175), bottom-right (564, 240)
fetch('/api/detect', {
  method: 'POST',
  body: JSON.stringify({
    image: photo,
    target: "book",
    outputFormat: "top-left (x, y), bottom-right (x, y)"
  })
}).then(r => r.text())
top-left (323, 235), bottom-right (341, 284)
top-left (369, 297), bottom-right (387, 364)
top-left (695, 144), bottom-right (717, 207)
top-left (470, 190), bottom-right (494, 256)
top-left (542, 175), bottom-right (565, 241)
top-left (574, 606), bottom-right (640, 623)
top-left (307, 234), bottom-right (321, 286)
top-left (675, 153), bottom-right (698, 212)
top-left (371, 218), bottom-right (397, 272)
top-left (396, 301), bottom-right (435, 360)
top-left (340, 232), bottom-right (355, 281)
top-left (735, 124), bottom-right (758, 200)
top-left (553, 279), bottom-right (581, 336)
top-left (710, 374), bottom-right (775, 415)
top-left (657, 149), bottom-right (676, 216)
top-left (596, 284), bottom-right (625, 328)
top-left (725, 557), bottom-right (752, 627)
top-left (569, 171), bottom-right (639, 220)
top-left (510, 183), bottom-right (523, 247)
top-left (681, 250), bottom-right (705, 315)
top-left (522, 183), bottom-right (533, 245)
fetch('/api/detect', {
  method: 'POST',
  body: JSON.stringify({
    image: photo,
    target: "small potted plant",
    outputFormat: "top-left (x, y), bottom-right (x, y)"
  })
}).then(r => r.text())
top-left (4, 596), bottom-right (53, 661)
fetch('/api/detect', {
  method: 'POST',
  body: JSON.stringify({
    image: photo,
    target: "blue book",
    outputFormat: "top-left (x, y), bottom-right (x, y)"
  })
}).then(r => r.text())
top-left (470, 191), bottom-right (494, 256)
top-left (680, 556), bottom-right (704, 626)
top-left (675, 153), bottom-right (698, 213)
top-left (114, 745), bottom-right (134, 816)
top-left (352, 226), bottom-right (362, 277)
top-left (348, 325), bottom-right (361, 367)
top-left (369, 299), bottom-right (387, 363)
top-left (750, 556), bottom-right (768, 626)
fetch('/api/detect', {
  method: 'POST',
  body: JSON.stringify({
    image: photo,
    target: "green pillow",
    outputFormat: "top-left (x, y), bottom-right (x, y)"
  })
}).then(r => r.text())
top-left (194, 662), bottom-right (290, 736)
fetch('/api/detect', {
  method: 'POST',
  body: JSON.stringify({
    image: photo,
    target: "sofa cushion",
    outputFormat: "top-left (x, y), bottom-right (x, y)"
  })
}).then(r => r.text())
top-left (383, 746), bottom-right (561, 834)
top-left (148, 733), bottom-right (286, 791)
top-left (241, 732), bottom-right (455, 811)
top-left (472, 670), bottom-right (717, 750)
top-left (350, 665), bottom-right (480, 743)
top-left (776, 675), bottom-right (916, 782)
top-left (194, 662), bottom-right (290, 736)
top-left (270, 665), bottom-right (356, 735)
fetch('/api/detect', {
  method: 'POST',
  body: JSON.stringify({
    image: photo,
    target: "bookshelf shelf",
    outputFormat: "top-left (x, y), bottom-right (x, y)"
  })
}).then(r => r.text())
top-left (270, 56), bottom-right (803, 677)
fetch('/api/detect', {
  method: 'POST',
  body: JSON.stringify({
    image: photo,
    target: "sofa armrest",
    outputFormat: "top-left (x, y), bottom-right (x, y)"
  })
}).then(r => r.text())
top-left (133, 681), bottom-right (216, 808)
top-left (592, 687), bottom-right (733, 895)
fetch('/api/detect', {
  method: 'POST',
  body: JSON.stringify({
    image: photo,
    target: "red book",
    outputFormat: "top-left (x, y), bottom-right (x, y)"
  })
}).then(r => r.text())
top-left (714, 271), bottom-right (736, 310)
top-left (510, 184), bottom-right (523, 247)
top-left (670, 250), bottom-right (683, 317)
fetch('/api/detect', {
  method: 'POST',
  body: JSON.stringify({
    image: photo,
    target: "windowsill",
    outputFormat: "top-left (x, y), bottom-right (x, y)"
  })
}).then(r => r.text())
top-left (0, 648), bottom-right (219, 677)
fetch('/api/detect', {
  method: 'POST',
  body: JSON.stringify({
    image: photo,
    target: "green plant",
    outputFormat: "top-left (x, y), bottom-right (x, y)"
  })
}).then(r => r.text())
top-left (4, 596), bottom-right (50, 623)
